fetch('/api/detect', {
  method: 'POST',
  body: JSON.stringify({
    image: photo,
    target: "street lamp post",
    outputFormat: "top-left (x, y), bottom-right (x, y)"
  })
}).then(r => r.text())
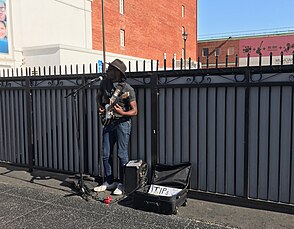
top-left (101, 0), bottom-right (106, 73)
top-left (182, 31), bottom-right (188, 69)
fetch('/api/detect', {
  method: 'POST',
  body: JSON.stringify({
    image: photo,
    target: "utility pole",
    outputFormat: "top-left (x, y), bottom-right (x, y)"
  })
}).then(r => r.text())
top-left (204, 36), bottom-right (232, 68)
top-left (101, 0), bottom-right (106, 73)
top-left (207, 36), bottom-right (232, 57)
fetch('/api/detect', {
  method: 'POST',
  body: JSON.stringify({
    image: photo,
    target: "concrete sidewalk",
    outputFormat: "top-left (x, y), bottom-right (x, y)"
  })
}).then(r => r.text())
top-left (0, 163), bottom-right (293, 229)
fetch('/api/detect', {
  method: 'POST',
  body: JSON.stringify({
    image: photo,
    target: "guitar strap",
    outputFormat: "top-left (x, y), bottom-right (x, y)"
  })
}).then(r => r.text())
top-left (112, 82), bottom-right (126, 99)
top-left (100, 82), bottom-right (129, 128)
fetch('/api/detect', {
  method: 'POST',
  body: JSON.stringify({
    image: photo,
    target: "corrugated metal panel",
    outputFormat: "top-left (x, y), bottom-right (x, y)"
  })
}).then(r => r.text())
top-left (0, 87), bottom-right (27, 164)
top-left (248, 84), bottom-right (294, 203)
top-left (157, 84), bottom-right (246, 195)
top-left (0, 69), bottom-right (293, 208)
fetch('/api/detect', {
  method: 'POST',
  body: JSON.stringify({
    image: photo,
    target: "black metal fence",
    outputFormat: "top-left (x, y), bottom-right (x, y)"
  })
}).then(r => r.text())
top-left (0, 58), bottom-right (294, 213)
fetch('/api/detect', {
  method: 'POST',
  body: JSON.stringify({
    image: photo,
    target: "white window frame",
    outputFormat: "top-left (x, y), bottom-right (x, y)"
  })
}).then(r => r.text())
top-left (182, 26), bottom-right (185, 34)
top-left (120, 29), bottom-right (125, 47)
top-left (182, 48), bottom-right (185, 59)
top-left (182, 5), bottom-right (185, 18)
top-left (227, 47), bottom-right (235, 55)
top-left (120, 0), bottom-right (124, 15)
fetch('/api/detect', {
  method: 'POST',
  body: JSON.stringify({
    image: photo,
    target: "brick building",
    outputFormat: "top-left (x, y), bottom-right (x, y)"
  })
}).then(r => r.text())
top-left (198, 33), bottom-right (294, 68)
top-left (92, 0), bottom-right (197, 69)
top-left (0, 0), bottom-right (196, 71)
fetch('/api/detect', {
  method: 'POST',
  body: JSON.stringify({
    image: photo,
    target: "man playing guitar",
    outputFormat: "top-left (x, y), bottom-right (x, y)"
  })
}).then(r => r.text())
top-left (95, 59), bottom-right (138, 195)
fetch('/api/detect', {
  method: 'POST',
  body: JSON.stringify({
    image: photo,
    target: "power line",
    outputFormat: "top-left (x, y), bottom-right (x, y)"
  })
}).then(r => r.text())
top-left (199, 26), bottom-right (294, 37)
top-left (198, 26), bottom-right (294, 40)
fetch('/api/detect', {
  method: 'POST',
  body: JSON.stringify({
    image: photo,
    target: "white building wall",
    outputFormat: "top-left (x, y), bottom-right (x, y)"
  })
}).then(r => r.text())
top-left (14, 0), bottom-right (92, 49)
top-left (6, 0), bottom-right (94, 70)
top-left (0, 0), bottom-right (154, 73)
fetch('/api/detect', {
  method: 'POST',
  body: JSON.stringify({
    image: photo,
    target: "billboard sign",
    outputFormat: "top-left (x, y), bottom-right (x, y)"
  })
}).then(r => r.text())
top-left (239, 35), bottom-right (294, 58)
top-left (0, 0), bottom-right (8, 53)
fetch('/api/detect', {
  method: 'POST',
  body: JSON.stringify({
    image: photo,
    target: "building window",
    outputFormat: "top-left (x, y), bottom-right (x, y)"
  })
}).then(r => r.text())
top-left (163, 53), bottom-right (167, 60)
top-left (182, 26), bottom-right (185, 34)
top-left (215, 48), bottom-right (219, 56)
top-left (182, 48), bottom-right (185, 59)
top-left (120, 0), bottom-right (124, 15)
top-left (120, 29), bottom-right (125, 47)
top-left (227, 47), bottom-right (235, 55)
top-left (182, 5), bottom-right (185, 18)
top-left (202, 48), bottom-right (209, 57)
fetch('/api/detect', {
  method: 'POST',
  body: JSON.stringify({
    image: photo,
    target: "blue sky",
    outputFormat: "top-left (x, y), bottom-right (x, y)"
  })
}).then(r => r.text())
top-left (198, 0), bottom-right (294, 40)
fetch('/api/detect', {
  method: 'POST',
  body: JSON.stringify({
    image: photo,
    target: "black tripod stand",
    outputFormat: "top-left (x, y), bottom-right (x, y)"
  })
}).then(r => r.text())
top-left (65, 76), bottom-right (103, 200)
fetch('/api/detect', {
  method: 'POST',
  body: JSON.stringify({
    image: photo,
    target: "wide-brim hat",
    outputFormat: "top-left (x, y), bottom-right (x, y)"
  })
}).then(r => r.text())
top-left (108, 59), bottom-right (127, 79)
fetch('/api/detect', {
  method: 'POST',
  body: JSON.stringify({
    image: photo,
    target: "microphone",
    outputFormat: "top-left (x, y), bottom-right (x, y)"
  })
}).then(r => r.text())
top-left (65, 76), bottom-right (104, 98)
top-left (90, 76), bottom-right (103, 83)
top-left (110, 84), bottom-right (123, 103)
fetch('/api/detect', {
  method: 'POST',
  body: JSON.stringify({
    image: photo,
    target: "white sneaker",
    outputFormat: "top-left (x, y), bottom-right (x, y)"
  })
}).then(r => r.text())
top-left (93, 182), bottom-right (117, 192)
top-left (113, 183), bottom-right (123, 195)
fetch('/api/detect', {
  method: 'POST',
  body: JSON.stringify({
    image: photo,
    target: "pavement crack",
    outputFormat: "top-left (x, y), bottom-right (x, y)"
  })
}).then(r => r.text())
top-left (2, 202), bottom-right (53, 226)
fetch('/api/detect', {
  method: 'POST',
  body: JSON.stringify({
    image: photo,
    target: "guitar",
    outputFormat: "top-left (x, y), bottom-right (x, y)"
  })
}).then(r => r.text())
top-left (100, 91), bottom-right (130, 126)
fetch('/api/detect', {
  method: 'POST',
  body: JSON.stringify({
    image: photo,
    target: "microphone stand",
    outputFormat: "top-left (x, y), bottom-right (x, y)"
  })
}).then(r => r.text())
top-left (65, 76), bottom-right (103, 200)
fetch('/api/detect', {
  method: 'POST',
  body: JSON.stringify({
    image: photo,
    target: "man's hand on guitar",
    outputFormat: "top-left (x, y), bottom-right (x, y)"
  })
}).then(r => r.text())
top-left (99, 105), bottom-right (105, 116)
top-left (113, 104), bottom-right (124, 115)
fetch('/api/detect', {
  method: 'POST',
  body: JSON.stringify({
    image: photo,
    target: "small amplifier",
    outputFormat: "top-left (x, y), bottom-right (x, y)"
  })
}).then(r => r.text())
top-left (123, 160), bottom-right (148, 195)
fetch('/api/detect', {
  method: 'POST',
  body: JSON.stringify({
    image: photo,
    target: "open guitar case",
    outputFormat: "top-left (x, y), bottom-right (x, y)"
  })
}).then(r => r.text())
top-left (132, 162), bottom-right (191, 215)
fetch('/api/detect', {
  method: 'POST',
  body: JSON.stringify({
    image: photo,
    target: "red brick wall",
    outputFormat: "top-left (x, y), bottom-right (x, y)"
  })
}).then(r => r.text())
top-left (197, 39), bottom-right (240, 68)
top-left (92, 0), bottom-right (197, 67)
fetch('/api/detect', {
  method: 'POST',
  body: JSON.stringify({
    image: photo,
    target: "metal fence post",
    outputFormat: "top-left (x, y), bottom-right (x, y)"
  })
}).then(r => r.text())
top-left (150, 72), bottom-right (158, 170)
top-left (25, 77), bottom-right (34, 171)
top-left (244, 68), bottom-right (250, 198)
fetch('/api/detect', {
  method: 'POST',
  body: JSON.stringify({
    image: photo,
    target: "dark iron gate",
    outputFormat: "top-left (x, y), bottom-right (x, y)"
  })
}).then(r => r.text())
top-left (0, 62), bottom-right (293, 213)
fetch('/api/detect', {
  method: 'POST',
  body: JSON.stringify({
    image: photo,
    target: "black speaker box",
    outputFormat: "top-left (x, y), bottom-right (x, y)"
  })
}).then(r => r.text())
top-left (123, 160), bottom-right (148, 195)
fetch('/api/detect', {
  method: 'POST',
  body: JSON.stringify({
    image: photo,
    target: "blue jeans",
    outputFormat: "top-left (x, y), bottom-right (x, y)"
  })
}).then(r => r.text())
top-left (102, 120), bottom-right (131, 184)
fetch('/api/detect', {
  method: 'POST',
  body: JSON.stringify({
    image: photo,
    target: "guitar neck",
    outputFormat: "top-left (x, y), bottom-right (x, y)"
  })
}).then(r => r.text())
top-left (107, 100), bottom-right (119, 111)
top-left (106, 90), bottom-right (127, 112)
